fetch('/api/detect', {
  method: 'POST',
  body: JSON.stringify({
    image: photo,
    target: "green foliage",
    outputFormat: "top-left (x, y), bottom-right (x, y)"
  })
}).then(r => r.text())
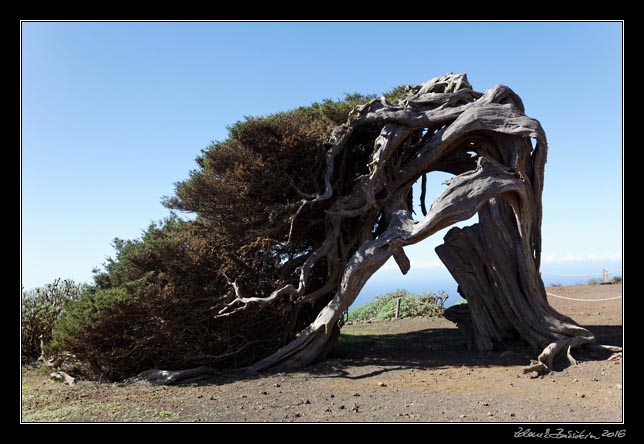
top-left (21, 279), bottom-right (84, 361)
top-left (48, 216), bottom-right (290, 380)
top-left (163, 92), bottom-right (378, 250)
top-left (612, 276), bottom-right (622, 284)
top-left (347, 289), bottom-right (448, 323)
top-left (48, 86), bottom-right (408, 380)
top-left (47, 287), bottom-right (147, 379)
top-left (382, 85), bottom-right (409, 104)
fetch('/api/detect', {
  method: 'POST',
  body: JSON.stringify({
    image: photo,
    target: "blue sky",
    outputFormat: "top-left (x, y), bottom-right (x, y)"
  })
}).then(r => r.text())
top-left (22, 22), bottom-right (623, 301)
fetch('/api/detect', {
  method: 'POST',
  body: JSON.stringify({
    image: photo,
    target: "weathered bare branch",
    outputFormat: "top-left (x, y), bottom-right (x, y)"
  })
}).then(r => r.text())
top-left (246, 73), bottom-right (596, 373)
top-left (136, 73), bottom-right (601, 380)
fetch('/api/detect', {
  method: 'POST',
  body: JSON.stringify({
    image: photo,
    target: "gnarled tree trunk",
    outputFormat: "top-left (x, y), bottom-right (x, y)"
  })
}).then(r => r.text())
top-left (137, 73), bottom-right (616, 382)
top-left (245, 73), bottom-right (602, 374)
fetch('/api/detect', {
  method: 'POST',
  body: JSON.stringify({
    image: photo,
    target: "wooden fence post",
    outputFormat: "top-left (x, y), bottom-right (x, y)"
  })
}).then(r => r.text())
top-left (394, 297), bottom-right (401, 319)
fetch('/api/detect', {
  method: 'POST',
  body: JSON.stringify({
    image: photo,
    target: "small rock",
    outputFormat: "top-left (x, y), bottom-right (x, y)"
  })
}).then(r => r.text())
top-left (330, 394), bottom-right (335, 398)
top-left (240, 394), bottom-right (247, 398)
top-left (260, 391), bottom-right (268, 395)
top-left (339, 405), bottom-right (345, 410)
top-left (353, 392), bottom-right (360, 397)
top-left (209, 395), bottom-right (216, 400)
top-left (459, 414), bottom-right (466, 418)
top-left (487, 411), bottom-right (493, 416)
top-left (273, 383), bottom-right (281, 387)
top-left (351, 403), bottom-right (360, 413)
top-left (510, 413), bottom-right (516, 417)
top-left (304, 399), bottom-right (311, 405)
top-left (581, 394), bottom-right (586, 398)
top-left (481, 402), bottom-right (489, 406)
top-left (378, 382), bottom-right (387, 387)
top-left (573, 378), bottom-right (579, 383)
top-left (616, 384), bottom-right (622, 390)
top-left (197, 395), bottom-right (203, 399)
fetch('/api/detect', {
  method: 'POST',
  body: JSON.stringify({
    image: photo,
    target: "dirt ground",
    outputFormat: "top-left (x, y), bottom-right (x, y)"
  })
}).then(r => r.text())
top-left (21, 284), bottom-right (623, 423)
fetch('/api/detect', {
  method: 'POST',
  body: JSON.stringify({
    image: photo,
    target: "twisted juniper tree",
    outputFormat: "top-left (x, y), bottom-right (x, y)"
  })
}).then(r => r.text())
top-left (48, 73), bottom-right (619, 384)
top-left (214, 72), bottom-right (599, 374)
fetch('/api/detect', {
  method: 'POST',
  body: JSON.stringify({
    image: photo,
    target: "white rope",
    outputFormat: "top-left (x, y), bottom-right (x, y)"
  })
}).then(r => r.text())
top-left (546, 292), bottom-right (622, 302)
top-left (541, 271), bottom-right (615, 277)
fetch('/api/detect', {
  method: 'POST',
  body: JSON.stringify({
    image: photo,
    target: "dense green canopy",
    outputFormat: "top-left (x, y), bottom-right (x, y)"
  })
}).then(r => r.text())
top-left (48, 88), bottom-right (406, 380)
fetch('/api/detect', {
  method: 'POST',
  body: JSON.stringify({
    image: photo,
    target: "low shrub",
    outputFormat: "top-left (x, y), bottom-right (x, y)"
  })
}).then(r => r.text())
top-left (45, 218), bottom-right (291, 381)
top-left (21, 279), bottom-right (83, 361)
top-left (347, 289), bottom-right (448, 323)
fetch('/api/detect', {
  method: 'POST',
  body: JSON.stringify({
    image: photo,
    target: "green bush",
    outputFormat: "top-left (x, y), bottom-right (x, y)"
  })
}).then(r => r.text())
top-left (45, 88), bottom-right (411, 380)
top-left (46, 287), bottom-right (148, 379)
top-left (47, 216), bottom-right (290, 381)
top-left (21, 279), bottom-right (83, 361)
top-left (347, 289), bottom-right (448, 323)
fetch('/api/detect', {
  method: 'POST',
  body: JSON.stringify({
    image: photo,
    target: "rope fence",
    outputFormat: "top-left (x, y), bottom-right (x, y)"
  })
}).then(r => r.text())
top-left (546, 292), bottom-right (622, 302)
top-left (542, 268), bottom-right (622, 302)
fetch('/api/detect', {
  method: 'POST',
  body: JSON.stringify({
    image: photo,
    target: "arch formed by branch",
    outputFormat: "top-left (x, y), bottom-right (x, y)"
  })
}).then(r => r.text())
top-left (132, 73), bottom-right (618, 383)
top-left (213, 73), bottom-right (601, 374)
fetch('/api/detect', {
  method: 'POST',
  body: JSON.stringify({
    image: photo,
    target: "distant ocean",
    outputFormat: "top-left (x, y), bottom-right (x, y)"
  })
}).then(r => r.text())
top-left (351, 259), bottom-right (623, 309)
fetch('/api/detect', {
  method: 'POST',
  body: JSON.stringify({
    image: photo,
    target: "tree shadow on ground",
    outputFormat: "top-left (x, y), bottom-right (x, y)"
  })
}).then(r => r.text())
top-left (307, 323), bottom-right (622, 380)
top-left (311, 326), bottom-right (528, 379)
top-left (175, 323), bottom-right (621, 386)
